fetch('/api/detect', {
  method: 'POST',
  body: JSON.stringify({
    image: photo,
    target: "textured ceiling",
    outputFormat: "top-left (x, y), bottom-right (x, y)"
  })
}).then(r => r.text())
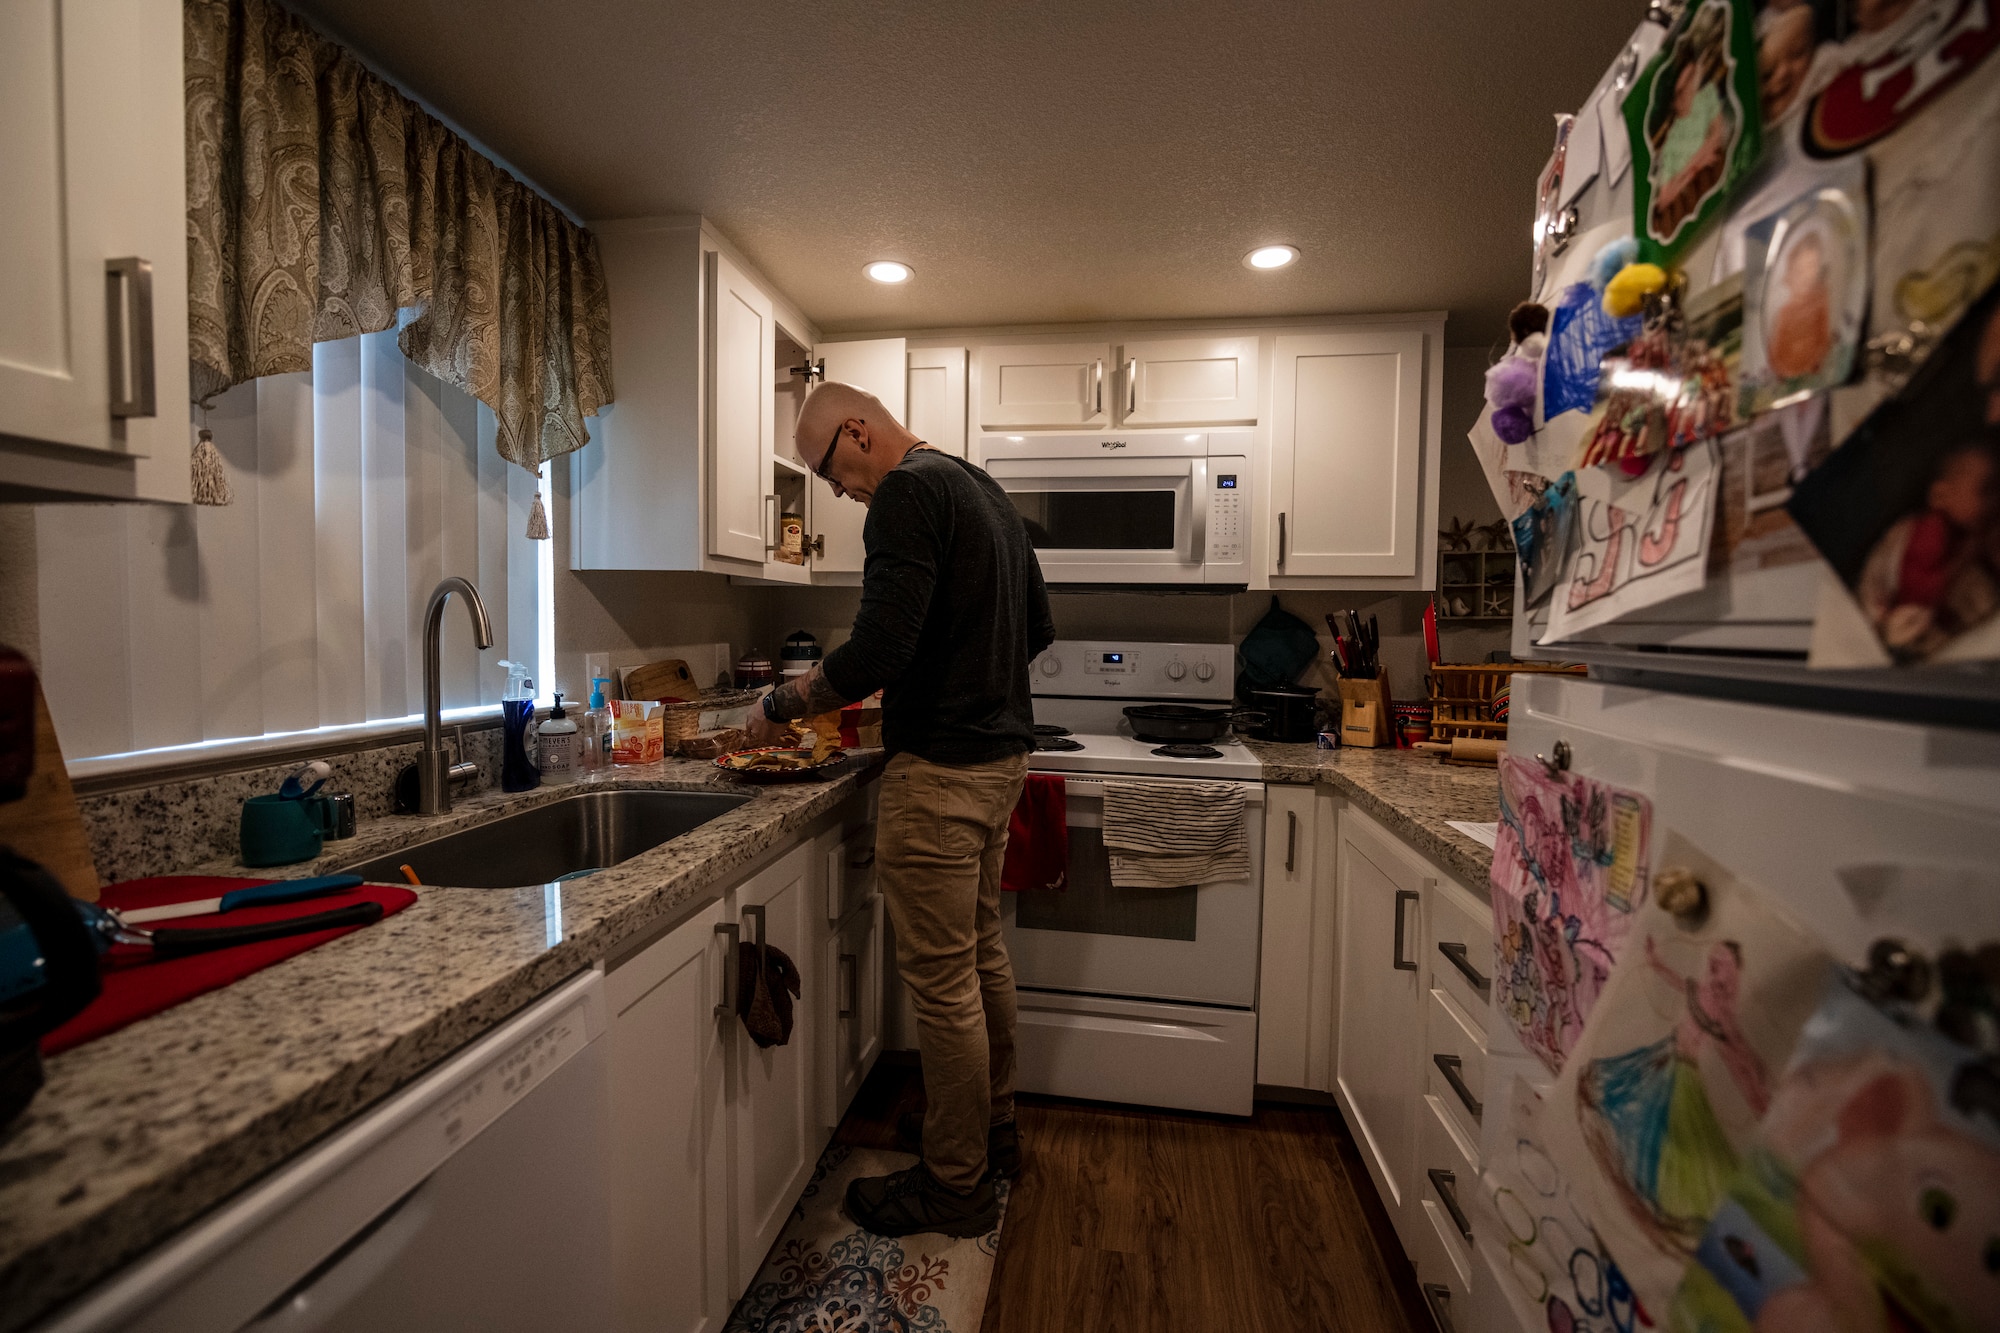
top-left (293, 0), bottom-right (1645, 343)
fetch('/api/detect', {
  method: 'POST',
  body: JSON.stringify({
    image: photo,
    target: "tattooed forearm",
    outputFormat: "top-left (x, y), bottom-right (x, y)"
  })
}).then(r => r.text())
top-left (764, 664), bottom-right (853, 721)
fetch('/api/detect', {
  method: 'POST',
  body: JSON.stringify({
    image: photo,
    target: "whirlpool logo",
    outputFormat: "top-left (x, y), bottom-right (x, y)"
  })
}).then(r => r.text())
top-left (1099, 440), bottom-right (1128, 449)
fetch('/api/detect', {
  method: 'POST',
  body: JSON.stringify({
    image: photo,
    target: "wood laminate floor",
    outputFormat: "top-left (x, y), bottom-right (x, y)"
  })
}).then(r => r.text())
top-left (835, 1055), bottom-right (1431, 1333)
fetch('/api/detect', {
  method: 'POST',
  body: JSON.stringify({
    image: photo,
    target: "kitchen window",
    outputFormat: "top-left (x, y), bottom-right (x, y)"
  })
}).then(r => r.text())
top-left (34, 330), bottom-right (550, 767)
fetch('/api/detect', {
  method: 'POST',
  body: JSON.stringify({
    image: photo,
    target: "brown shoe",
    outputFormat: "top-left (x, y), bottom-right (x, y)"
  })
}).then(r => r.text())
top-left (846, 1162), bottom-right (1000, 1238)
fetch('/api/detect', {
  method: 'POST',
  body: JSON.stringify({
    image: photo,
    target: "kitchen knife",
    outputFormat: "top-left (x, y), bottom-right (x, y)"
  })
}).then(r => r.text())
top-left (117, 874), bottom-right (364, 925)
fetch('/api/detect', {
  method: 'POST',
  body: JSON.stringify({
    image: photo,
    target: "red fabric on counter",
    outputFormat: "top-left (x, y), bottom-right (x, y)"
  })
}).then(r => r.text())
top-left (42, 875), bottom-right (416, 1055)
top-left (1001, 773), bottom-right (1069, 893)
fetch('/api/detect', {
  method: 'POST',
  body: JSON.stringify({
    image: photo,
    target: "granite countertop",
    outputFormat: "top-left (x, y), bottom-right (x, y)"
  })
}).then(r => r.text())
top-left (1240, 740), bottom-right (1499, 890)
top-left (0, 756), bottom-right (882, 1332)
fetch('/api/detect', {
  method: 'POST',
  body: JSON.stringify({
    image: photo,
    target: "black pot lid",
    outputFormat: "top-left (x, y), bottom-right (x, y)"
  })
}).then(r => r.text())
top-left (1123, 703), bottom-right (1232, 720)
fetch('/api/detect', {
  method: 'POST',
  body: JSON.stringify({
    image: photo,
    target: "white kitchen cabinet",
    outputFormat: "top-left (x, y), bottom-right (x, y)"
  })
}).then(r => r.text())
top-left (1255, 782), bottom-right (1321, 1089)
top-left (571, 217), bottom-right (821, 576)
top-left (608, 899), bottom-right (733, 1333)
top-left (1333, 806), bottom-right (1431, 1254)
top-left (906, 346), bottom-right (968, 457)
top-left (0, 0), bottom-right (190, 503)
top-left (973, 342), bottom-right (1111, 429)
top-left (727, 842), bottom-right (820, 1290)
top-left (1269, 330), bottom-right (1428, 580)
top-left (811, 338), bottom-right (908, 576)
top-left (1117, 336), bottom-right (1258, 427)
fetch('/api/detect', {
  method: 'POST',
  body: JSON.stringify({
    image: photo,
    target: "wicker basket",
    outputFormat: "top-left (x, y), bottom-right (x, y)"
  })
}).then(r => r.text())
top-left (659, 689), bottom-right (761, 751)
top-left (1426, 663), bottom-right (1586, 742)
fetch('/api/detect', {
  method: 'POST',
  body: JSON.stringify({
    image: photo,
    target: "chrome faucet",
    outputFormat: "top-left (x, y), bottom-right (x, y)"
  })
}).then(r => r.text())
top-left (419, 576), bottom-right (494, 815)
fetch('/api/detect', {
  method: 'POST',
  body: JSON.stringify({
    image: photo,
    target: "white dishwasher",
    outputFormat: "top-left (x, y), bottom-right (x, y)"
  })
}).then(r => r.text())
top-left (41, 969), bottom-right (615, 1333)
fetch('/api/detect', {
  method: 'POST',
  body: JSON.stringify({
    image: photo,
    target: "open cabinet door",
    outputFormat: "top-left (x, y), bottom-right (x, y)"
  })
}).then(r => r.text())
top-left (811, 338), bottom-right (906, 576)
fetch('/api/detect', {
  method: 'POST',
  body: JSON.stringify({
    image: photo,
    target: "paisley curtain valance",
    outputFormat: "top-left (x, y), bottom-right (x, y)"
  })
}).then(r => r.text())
top-left (183, 0), bottom-right (613, 527)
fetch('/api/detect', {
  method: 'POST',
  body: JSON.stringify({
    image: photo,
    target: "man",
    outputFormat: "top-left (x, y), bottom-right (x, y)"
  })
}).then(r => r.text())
top-left (748, 381), bottom-right (1054, 1237)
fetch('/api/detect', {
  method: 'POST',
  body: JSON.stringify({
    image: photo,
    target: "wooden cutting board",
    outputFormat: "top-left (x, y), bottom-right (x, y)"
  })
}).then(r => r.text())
top-left (621, 658), bottom-right (700, 702)
top-left (0, 650), bottom-right (100, 901)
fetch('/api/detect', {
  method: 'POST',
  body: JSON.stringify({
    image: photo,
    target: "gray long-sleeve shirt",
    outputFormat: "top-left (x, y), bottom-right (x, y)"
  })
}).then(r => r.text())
top-left (820, 449), bottom-right (1055, 764)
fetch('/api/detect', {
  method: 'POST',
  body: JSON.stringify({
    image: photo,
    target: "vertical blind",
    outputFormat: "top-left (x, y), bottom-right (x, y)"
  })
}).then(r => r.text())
top-left (38, 331), bottom-right (543, 762)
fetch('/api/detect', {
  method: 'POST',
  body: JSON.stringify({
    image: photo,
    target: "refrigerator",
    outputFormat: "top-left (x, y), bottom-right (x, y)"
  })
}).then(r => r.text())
top-left (1464, 671), bottom-right (2000, 1333)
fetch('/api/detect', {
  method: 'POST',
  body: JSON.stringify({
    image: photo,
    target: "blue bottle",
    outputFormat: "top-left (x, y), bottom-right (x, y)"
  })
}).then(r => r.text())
top-left (499, 660), bottom-right (540, 792)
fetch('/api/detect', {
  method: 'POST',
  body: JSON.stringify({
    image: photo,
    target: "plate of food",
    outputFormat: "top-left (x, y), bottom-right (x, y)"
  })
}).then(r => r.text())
top-left (715, 715), bottom-right (849, 783)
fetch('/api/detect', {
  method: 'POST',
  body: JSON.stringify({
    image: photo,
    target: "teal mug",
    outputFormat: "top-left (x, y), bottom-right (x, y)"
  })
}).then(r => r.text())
top-left (240, 794), bottom-right (332, 867)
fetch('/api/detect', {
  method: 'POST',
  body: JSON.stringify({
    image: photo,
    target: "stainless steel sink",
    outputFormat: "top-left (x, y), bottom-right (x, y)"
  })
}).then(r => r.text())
top-left (340, 788), bottom-right (752, 888)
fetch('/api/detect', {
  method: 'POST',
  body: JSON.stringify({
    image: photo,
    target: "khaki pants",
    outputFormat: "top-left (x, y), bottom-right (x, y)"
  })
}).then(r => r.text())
top-left (876, 749), bottom-right (1030, 1192)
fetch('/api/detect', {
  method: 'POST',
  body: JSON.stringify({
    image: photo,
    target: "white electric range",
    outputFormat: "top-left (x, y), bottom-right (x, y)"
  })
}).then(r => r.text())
top-left (1003, 640), bottom-right (1265, 1117)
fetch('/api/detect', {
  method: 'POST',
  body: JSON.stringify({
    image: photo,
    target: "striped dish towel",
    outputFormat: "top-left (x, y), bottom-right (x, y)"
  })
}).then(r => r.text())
top-left (1101, 780), bottom-right (1249, 889)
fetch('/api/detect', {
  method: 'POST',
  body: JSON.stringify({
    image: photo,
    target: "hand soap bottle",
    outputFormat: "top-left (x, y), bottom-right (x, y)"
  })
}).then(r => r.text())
top-left (538, 692), bottom-right (579, 786)
top-left (499, 660), bottom-right (540, 792)
top-left (581, 677), bottom-right (613, 779)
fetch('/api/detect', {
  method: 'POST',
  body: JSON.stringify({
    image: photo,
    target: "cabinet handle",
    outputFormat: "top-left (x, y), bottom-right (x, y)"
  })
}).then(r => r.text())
top-left (763, 495), bottom-right (778, 552)
top-left (1392, 889), bottom-right (1419, 971)
top-left (1285, 809), bottom-right (1297, 873)
top-left (1434, 1053), bottom-right (1483, 1121)
top-left (1126, 357), bottom-right (1138, 416)
top-left (808, 533), bottom-right (824, 559)
top-left (105, 258), bottom-right (156, 419)
top-left (1092, 359), bottom-right (1103, 415)
top-left (1422, 1283), bottom-right (1457, 1333)
top-left (1277, 512), bottom-right (1288, 568)
top-left (743, 903), bottom-right (767, 951)
top-left (1437, 941), bottom-right (1491, 1000)
top-left (715, 921), bottom-right (740, 1017)
top-left (839, 952), bottom-right (857, 1016)
top-left (1428, 1167), bottom-right (1472, 1241)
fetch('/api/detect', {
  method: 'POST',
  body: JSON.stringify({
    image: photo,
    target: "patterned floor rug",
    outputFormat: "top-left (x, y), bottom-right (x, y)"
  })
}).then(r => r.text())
top-left (724, 1144), bottom-right (1010, 1333)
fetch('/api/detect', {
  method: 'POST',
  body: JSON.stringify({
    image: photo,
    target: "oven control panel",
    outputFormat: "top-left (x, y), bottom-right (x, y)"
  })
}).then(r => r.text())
top-left (1032, 641), bottom-right (1234, 701)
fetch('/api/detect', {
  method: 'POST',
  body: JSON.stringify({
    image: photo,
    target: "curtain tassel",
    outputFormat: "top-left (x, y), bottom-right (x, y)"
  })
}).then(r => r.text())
top-left (190, 427), bottom-right (234, 506)
top-left (525, 465), bottom-right (550, 540)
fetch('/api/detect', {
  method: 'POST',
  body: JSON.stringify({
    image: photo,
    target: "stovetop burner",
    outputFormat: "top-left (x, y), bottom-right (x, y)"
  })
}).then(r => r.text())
top-left (1150, 743), bottom-right (1223, 759)
top-left (1033, 724), bottom-right (1072, 738)
top-left (1036, 736), bottom-right (1085, 752)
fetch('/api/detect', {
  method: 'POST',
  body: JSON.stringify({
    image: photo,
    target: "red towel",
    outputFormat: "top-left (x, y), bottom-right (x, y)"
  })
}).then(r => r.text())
top-left (42, 875), bottom-right (416, 1055)
top-left (1001, 773), bottom-right (1069, 892)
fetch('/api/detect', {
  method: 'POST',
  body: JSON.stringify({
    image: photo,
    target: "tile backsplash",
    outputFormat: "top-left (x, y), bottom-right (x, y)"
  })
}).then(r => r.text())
top-left (78, 728), bottom-right (505, 883)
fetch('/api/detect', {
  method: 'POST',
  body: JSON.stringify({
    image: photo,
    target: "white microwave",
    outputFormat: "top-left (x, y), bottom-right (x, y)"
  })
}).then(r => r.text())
top-left (978, 430), bottom-right (1251, 586)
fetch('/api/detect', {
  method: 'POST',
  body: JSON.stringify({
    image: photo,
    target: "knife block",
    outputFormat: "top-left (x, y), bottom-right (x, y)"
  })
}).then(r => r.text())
top-left (1337, 678), bottom-right (1393, 749)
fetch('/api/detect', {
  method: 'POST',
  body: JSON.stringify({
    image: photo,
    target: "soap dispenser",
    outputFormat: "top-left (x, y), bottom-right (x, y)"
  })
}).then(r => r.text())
top-left (499, 660), bottom-right (540, 792)
top-left (538, 692), bottom-right (579, 786)
top-left (581, 677), bottom-right (613, 779)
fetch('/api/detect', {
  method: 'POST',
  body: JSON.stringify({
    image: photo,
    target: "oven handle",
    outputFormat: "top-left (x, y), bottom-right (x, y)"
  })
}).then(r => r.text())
top-left (1190, 457), bottom-right (1208, 565)
top-left (1055, 776), bottom-right (1265, 805)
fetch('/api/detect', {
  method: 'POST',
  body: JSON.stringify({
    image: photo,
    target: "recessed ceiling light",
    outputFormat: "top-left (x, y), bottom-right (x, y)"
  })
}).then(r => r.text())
top-left (1244, 245), bottom-right (1299, 271)
top-left (865, 261), bottom-right (912, 284)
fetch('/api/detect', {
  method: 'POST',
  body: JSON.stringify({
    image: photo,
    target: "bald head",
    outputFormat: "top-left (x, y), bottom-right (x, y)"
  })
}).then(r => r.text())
top-left (795, 380), bottom-right (924, 506)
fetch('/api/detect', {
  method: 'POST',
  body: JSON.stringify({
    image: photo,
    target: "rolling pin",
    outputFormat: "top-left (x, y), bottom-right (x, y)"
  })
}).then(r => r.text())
top-left (1413, 737), bottom-right (1504, 766)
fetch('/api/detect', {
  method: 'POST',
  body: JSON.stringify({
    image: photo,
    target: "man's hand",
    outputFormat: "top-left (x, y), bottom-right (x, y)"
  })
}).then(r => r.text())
top-left (746, 708), bottom-right (791, 747)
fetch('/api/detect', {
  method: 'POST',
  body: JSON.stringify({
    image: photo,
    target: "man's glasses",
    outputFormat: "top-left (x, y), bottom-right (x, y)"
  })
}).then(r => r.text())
top-left (814, 420), bottom-right (851, 484)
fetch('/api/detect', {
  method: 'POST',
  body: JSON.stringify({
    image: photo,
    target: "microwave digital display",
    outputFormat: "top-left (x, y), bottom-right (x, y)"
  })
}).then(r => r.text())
top-left (1102, 653), bottom-right (1123, 663)
top-left (1217, 475), bottom-right (1237, 488)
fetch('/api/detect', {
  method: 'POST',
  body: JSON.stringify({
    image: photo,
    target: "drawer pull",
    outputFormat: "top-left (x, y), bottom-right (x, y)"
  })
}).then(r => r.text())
top-left (715, 921), bottom-right (740, 1017)
top-left (1434, 1053), bottom-right (1482, 1122)
top-left (838, 952), bottom-right (857, 1016)
top-left (1392, 889), bottom-right (1420, 971)
top-left (1422, 1282), bottom-right (1457, 1333)
top-left (1428, 1167), bottom-right (1472, 1241)
top-left (106, 257), bottom-right (157, 418)
top-left (1437, 941), bottom-right (1491, 1000)
top-left (1285, 809), bottom-right (1297, 872)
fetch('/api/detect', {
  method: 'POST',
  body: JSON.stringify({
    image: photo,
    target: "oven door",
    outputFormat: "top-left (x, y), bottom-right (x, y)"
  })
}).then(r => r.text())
top-left (986, 455), bottom-right (1206, 583)
top-left (1001, 774), bottom-right (1263, 1008)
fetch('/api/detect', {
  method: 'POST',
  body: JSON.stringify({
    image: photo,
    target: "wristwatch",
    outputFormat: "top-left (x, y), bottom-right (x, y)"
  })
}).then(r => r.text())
top-left (762, 691), bottom-right (783, 722)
